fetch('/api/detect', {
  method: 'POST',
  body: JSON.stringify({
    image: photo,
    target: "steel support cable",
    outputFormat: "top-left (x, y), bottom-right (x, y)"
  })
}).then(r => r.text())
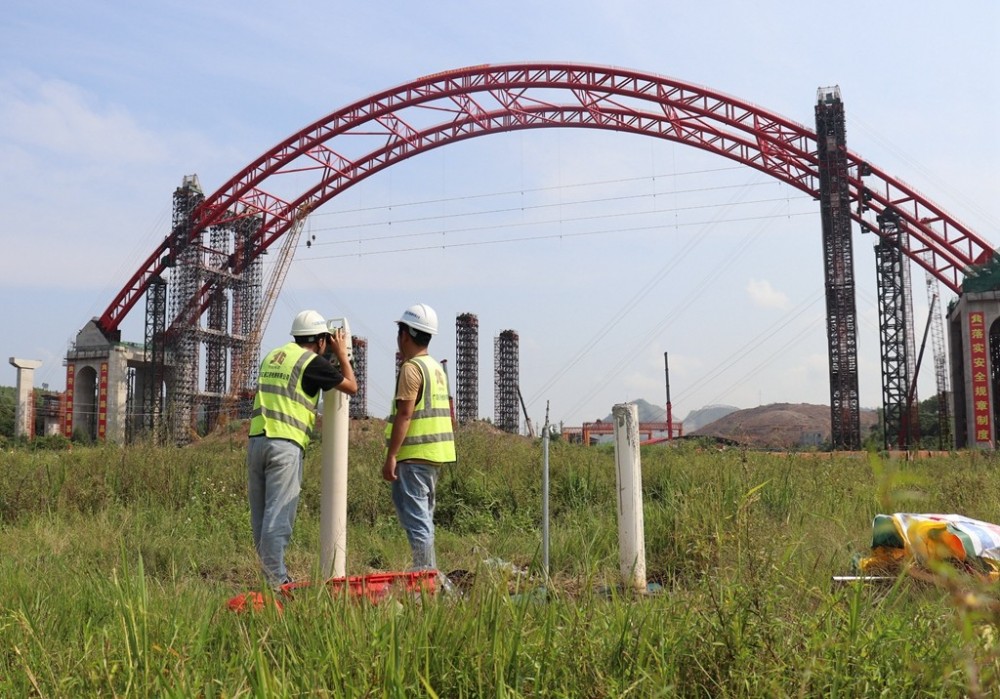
top-left (528, 228), bottom-right (710, 405)
top-left (560, 200), bottom-right (798, 419)
top-left (299, 210), bottom-right (815, 262)
top-left (703, 314), bottom-right (827, 407)
top-left (561, 229), bottom-right (768, 420)
top-left (853, 116), bottom-right (1000, 233)
top-left (308, 180), bottom-right (783, 233)
top-left (302, 197), bottom-right (815, 252)
top-left (539, 181), bottom-right (773, 417)
top-left (85, 205), bottom-right (173, 323)
top-left (527, 178), bottom-right (771, 405)
top-left (309, 165), bottom-right (744, 217)
top-left (304, 193), bottom-right (810, 246)
top-left (673, 288), bottom-right (826, 404)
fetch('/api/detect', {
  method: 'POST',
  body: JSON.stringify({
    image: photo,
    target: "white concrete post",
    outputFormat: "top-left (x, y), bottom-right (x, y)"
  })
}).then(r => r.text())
top-left (9, 358), bottom-right (42, 439)
top-left (612, 402), bottom-right (647, 592)
top-left (320, 319), bottom-right (351, 579)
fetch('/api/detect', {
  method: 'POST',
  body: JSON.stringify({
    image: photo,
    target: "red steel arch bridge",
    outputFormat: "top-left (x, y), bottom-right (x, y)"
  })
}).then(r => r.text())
top-left (75, 62), bottom-right (996, 447)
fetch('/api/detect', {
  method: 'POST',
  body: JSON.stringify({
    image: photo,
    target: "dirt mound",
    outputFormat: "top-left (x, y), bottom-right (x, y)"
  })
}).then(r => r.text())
top-left (689, 403), bottom-right (878, 449)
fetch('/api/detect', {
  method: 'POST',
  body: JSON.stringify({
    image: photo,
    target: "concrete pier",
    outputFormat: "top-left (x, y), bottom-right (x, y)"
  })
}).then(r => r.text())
top-left (8, 357), bottom-right (42, 439)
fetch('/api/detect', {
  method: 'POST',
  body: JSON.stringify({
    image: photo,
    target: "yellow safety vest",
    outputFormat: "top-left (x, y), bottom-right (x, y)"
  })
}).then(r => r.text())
top-left (249, 342), bottom-right (320, 449)
top-left (386, 355), bottom-right (456, 463)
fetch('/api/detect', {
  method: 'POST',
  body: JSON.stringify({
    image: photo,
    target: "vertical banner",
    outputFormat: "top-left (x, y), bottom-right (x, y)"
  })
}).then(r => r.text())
top-left (64, 364), bottom-right (75, 438)
top-left (969, 312), bottom-right (992, 446)
top-left (98, 362), bottom-right (109, 440)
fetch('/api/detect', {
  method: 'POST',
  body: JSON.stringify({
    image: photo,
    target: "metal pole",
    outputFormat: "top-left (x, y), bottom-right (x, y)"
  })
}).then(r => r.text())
top-left (320, 318), bottom-right (351, 579)
top-left (664, 352), bottom-right (673, 440)
top-left (541, 401), bottom-right (551, 578)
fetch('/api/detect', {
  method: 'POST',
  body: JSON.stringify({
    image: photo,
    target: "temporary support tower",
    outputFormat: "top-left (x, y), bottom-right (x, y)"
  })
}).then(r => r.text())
top-left (139, 176), bottom-right (265, 443)
top-left (142, 276), bottom-right (168, 439)
top-left (874, 208), bottom-right (916, 449)
top-left (494, 329), bottom-right (519, 434)
top-left (455, 313), bottom-right (479, 423)
top-left (164, 176), bottom-right (205, 443)
top-left (815, 87), bottom-right (861, 450)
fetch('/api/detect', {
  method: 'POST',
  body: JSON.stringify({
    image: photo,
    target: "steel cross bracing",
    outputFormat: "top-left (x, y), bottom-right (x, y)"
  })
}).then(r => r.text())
top-left (97, 63), bottom-right (996, 339)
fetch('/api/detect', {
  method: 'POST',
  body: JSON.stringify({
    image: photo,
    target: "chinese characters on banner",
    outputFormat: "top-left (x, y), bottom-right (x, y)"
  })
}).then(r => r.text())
top-left (64, 364), bottom-right (75, 438)
top-left (98, 362), bottom-right (108, 440)
top-left (969, 312), bottom-right (992, 446)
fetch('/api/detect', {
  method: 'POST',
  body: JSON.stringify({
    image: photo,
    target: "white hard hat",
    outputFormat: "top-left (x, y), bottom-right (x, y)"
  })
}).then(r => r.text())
top-left (290, 309), bottom-right (328, 339)
top-left (398, 303), bottom-right (438, 335)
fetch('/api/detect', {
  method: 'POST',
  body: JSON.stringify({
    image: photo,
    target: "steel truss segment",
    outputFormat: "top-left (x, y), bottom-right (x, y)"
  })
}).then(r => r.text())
top-left (448, 93), bottom-right (490, 126)
top-left (98, 62), bottom-right (995, 336)
top-left (855, 156), bottom-right (991, 257)
top-left (303, 144), bottom-right (353, 176)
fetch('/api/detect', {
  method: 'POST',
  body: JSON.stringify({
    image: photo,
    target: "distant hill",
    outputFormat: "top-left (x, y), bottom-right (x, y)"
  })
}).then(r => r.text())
top-left (594, 400), bottom-right (882, 450)
top-left (689, 402), bottom-right (879, 449)
top-left (599, 400), bottom-right (739, 432)
top-left (600, 398), bottom-right (666, 423)
top-left (681, 404), bottom-right (739, 433)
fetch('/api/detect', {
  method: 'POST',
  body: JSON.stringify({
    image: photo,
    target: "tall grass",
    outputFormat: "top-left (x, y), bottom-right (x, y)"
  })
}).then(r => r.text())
top-left (3, 424), bottom-right (1000, 696)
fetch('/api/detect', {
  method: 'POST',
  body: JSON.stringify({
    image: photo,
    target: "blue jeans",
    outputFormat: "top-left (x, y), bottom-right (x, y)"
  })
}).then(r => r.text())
top-left (247, 435), bottom-right (303, 587)
top-left (391, 461), bottom-right (440, 570)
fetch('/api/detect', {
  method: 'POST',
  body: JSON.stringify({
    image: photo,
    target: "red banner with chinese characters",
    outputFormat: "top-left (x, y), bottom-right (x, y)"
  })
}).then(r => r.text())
top-left (64, 364), bottom-right (75, 438)
top-left (969, 312), bottom-right (992, 446)
top-left (98, 362), bottom-right (108, 440)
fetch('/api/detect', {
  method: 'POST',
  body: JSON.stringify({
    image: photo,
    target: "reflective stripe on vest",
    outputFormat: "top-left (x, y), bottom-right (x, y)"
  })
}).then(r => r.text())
top-left (386, 355), bottom-right (456, 463)
top-left (249, 342), bottom-right (319, 449)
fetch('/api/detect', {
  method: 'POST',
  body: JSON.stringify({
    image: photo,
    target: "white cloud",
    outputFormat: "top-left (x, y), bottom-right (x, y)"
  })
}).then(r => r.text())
top-left (746, 278), bottom-right (790, 310)
top-left (0, 72), bottom-right (167, 163)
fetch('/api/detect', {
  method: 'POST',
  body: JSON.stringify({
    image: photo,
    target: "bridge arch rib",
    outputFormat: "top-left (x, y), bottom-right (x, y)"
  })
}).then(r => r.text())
top-left (98, 62), bottom-right (995, 336)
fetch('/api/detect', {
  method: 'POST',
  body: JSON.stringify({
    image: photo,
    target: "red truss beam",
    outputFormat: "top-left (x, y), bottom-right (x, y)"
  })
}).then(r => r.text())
top-left (97, 62), bottom-right (995, 336)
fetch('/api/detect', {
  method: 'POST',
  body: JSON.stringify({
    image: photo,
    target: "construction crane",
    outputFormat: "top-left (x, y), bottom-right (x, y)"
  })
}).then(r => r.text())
top-left (225, 205), bottom-right (311, 419)
top-left (925, 270), bottom-right (952, 448)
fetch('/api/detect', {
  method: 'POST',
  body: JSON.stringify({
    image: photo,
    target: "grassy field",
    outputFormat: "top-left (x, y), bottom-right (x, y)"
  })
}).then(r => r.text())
top-left (3, 420), bottom-right (1000, 697)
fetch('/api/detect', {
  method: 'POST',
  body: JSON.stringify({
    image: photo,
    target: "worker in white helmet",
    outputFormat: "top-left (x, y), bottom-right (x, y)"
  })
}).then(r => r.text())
top-left (384, 303), bottom-right (456, 572)
top-left (247, 309), bottom-right (357, 589)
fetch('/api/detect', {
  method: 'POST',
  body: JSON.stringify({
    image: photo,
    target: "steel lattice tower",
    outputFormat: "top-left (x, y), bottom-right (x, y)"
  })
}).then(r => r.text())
top-left (142, 275), bottom-right (167, 440)
top-left (815, 87), bottom-right (861, 450)
top-left (455, 313), bottom-right (479, 423)
top-left (350, 336), bottom-right (368, 419)
top-left (494, 330), bottom-right (519, 434)
top-left (875, 209), bottom-right (914, 449)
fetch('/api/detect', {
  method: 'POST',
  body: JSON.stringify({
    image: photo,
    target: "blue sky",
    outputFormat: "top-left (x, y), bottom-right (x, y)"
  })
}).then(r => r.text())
top-left (2, 1), bottom-right (998, 428)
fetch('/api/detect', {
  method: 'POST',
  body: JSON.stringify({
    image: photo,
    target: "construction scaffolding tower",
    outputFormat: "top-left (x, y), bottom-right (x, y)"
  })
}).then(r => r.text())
top-left (815, 87), bottom-right (861, 450)
top-left (875, 208), bottom-right (916, 449)
top-left (230, 216), bottom-right (263, 420)
top-left (202, 221), bottom-right (232, 433)
top-left (163, 176), bottom-right (205, 443)
top-left (140, 175), bottom-right (265, 444)
top-left (494, 329), bottom-right (520, 434)
top-left (455, 313), bottom-right (479, 423)
top-left (349, 336), bottom-right (368, 419)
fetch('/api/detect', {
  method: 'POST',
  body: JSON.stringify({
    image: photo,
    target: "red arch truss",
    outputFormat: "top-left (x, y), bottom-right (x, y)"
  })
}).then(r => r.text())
top-left (97, 62), bottom-right (995, 336)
